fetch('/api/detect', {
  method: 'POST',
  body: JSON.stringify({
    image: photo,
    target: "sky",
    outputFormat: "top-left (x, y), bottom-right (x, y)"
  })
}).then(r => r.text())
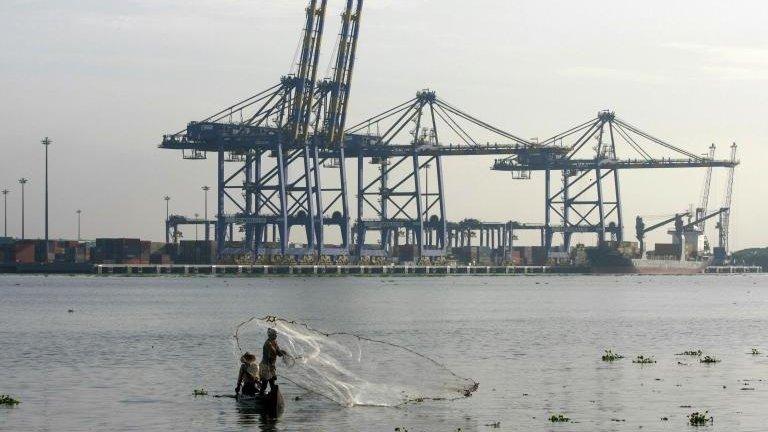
top-left (1, 0), bottom-right (767, 250)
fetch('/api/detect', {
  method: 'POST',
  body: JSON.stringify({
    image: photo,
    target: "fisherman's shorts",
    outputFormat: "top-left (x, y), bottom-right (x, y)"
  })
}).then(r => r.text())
top-left (259, 362), bottom-right (277, 380)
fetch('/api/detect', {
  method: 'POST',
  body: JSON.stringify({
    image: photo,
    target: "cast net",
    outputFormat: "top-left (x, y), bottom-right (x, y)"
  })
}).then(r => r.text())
top-left (233, 316), bottom-right (478, 407)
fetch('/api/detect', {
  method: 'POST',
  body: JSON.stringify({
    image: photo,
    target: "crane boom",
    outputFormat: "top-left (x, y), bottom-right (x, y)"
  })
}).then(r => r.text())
top-left (635, 212), bottom-right (689, 255)
top-left (290, 0), bottom-right (328, 142)
top-left (682, 207), bottom-right (728, 230)
top-left (697, 144), bottom-right (716, 229)
top-left (718, 143), bottom-right (737, 252)
top-left (324, 0), bottom-right (363, 147)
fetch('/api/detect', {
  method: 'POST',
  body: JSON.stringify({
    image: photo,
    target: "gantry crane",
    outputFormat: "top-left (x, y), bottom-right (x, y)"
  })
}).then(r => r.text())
top-left (162, 0), bottom-right (331, 258)
top-left (341, 91), bottom-right (540, 260)
top-left (492, 111), bottom-right (738, 254)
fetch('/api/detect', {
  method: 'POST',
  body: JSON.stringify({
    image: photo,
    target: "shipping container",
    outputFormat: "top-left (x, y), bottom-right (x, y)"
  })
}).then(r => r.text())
top-left (396, 244), bottom-right (419, 262)
top-left (177, 240), bottom-right (216, 264)
top-left (507, 250), bottom-right (522, 265)
top-left (654, 243), bottom-right (680, 256)
top-left (14, 241), bottom-right (36, 264)
top-left (452, 246), bottom-right (492, 265)
top-left (150, 253), bottom-right (173, 264)
top-left (93, 238), bottom-right (149, 264)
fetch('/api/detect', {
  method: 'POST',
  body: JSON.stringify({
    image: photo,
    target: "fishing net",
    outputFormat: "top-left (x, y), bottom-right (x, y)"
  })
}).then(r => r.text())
top-left (233, 316), bottom-right (478, 407)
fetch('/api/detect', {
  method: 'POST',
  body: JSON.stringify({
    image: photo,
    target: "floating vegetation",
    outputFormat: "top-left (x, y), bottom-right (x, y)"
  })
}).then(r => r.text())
top-left (700, 356), bottom-right (721, 364)
top-left (193, 389), bottom-right (208, 396)
top-left (750, 348), bottom-right (761, 355)
top-left (632, 355), bottom-right (656, 364)
top-left (601, 350), bottom-right (624, 362)
top-left (549, 414), bottom-right (570, 423)
top-left (688, 411), bottom-right (713, 426)
top-left (0, 395), bottom-right (20, 406)
top-left (677, 349), bottom-right (703, 356)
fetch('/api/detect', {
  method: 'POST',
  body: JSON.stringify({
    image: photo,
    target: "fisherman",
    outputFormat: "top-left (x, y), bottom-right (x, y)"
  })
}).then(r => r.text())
top-left (235, 352), bottom-right (260, 396)
top-left (259, 328), bottom-right (286, 395)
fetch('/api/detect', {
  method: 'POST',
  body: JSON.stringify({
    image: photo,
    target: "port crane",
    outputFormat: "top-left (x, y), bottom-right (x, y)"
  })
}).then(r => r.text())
top-left (635, 207), bottom-right (730, 259)
top-left (162, 0), bottom-right (338, 259)
top-left (492, 111), bottom-right (738, 254)
top-left (343, 90), bottom-right (539, 260)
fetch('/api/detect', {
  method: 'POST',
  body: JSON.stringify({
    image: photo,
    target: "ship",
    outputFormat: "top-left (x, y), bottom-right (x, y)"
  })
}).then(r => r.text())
top-left (586, 245), bottom-right (708, 275)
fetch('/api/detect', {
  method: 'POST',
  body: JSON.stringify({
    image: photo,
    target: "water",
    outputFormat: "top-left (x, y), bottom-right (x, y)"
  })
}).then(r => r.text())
top-left (1, 274), bottom-right (767, 431)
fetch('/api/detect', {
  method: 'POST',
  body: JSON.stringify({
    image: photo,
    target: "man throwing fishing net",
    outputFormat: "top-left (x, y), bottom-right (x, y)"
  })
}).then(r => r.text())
top-left (259, 328), bottom-right (286, 395)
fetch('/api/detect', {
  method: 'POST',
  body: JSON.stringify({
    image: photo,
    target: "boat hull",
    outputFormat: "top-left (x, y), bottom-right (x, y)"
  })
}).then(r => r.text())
top-left (236, 385), bottom-right (285, 417)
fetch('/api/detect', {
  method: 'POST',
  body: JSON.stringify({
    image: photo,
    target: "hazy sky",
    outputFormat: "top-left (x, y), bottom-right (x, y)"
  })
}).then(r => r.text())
top-left (1, 0), bottom-right (767, 249)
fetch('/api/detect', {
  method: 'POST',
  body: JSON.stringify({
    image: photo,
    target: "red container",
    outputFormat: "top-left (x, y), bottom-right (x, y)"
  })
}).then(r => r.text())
top-left (14, 241), bottom-right (36, 264)
top-left (507, 250), bottom-right (522, 265)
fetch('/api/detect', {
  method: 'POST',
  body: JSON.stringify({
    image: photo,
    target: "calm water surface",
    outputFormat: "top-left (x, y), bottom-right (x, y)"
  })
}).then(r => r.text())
top-left (1, 274), bottom-right (767, 431)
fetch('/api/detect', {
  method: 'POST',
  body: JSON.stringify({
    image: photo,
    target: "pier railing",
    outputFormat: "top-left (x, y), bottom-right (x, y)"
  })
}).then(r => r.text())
top-left (94, 264), bottom-right (555, 276)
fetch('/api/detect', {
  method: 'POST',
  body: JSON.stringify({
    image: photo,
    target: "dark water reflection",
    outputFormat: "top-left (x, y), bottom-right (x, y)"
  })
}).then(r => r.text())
top-left (1, 274), bottom-right (767, 431)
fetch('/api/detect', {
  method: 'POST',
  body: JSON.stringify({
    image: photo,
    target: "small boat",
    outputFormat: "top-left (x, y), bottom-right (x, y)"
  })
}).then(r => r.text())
top-left (236, 384), bottom-right (285, 417)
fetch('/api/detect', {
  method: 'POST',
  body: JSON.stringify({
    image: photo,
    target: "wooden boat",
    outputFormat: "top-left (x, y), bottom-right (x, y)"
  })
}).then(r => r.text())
top-left (236, 384), bottom-right (285, 417)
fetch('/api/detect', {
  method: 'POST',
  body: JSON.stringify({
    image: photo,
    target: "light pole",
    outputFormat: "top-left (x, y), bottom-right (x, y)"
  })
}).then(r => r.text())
top-left (163, 195), bottom-right (171, 243)
top-left (2, 189), bottom-right (9, 237)
top-left (424, 162), bottom-right (431, 245)
top-left (424, 162), bottom-right (431, 219)
top-left (201, 186), bottom-right (210, 221)
top-left (202, 186), bottom-right (210, 242)
top-left (194, 213), bottom-right (200, 241)
top-left (18, 178), bottom-right (28, 240)
top-left (42, 137), bottom-right (52, 261)
top-left (76, 209), bottom-right (82, 241)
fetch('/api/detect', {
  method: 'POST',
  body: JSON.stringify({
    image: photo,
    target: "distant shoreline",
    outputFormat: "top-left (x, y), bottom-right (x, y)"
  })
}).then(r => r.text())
top-left (0, 263), bottom-right (760, 276)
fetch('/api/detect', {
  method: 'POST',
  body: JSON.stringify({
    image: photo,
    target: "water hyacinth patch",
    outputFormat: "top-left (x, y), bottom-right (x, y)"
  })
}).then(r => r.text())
top-left (700, 356), bottom-right (720, 364)
top-left (0, 395), bottom-right (20, 406)
top-left (601, 350), bottom-right (624, 362)
top-left (688, 411), bottom-right (713, 426)
top-left (193, 389), bottom-right (208, 396)
top-left (549, 414), bottom-right (570, 423)
top-left (632, 355), bottom-right (656, 364)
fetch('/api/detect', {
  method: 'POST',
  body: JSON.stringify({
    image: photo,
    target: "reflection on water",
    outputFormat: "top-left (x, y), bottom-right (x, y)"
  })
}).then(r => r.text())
top-left (235, 405), bottom-right (277, 430)
top-left (1, 274), bottom-right (767, 431)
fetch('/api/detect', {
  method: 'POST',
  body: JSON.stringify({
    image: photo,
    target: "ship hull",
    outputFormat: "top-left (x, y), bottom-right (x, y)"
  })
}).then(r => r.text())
top-left (586, 246), bottom-right (708, 275)
top-left (629, 258), bottom-right (707, 275)
top-left (591, 259), bottom-right (707, 275)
